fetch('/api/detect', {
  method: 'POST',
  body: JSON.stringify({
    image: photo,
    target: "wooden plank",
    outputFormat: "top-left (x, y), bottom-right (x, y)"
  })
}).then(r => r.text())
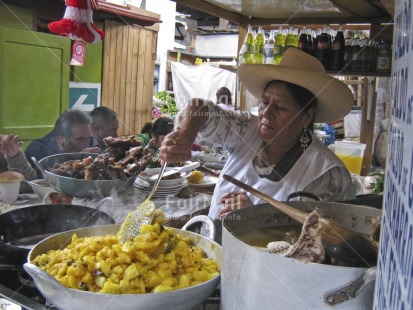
top-left (242, 16), bottom-right (393, 26)
top-left (118, 24), bottom-right (129, 136)
top-left (130, 27), bottom-right (140, 134)
top-left (106, 20), bottom-right (118, 110)
top-left (360, 77), bottom-right (377, 176)
top-left (123, 25), bottom-right (134, 136)
top-left (176, 0), bottom-right (242, 25)
top-left (135, 27), bottom-right (147, 133)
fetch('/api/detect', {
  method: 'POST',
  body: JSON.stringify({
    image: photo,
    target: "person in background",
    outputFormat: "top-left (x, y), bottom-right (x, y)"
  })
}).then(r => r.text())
top-left (216, 87), bottom-right (235, 111)
top-left (159, 48), bottom-right (353, 225)
top-left (1, 134), bottom-right (37, 192)
top-left (89, 106), bottom-right (119, 151)
top-left (136, 117), bottom-right (174, 156)
top-left (25, 109), bottom-right (100, 177)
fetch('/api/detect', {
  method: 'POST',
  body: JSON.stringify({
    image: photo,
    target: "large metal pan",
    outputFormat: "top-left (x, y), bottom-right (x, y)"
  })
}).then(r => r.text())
top-left (24, 217), bottom-right (221, 310)
top-left (36, 153), bottom-right (134, 199)
top-left (221, 202), bottom-right (381, 310)
top-left (0, 204), bottom-right (115, 264)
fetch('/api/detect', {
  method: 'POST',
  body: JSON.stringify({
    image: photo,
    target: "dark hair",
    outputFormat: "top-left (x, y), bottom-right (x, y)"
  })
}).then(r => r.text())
top-left (90, 106), bottom-right (118, 128)
top-left (152, 117), bottom-right (174, 136)
top-left (54, 109), bottom-right (90, 140)
top-left (264, 80), bottom-right (318, 127)
top-left (216, 87), bottom-right (232, 106)
top-left (141, 122), bottom-right (153, 135)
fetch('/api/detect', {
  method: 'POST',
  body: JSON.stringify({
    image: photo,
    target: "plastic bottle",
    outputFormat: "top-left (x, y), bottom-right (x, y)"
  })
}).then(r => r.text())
top-left (331, 25), bottom-right (345, 71)
top-left (264, 30), bottom-right (275, 64)
top-left (240, 25), bottom-right (254, 64)
top-left (274, 26), bottom-right (286, 65)
top-left (285, 26), bottom-right (296, 50)
top-left (298, 26), bottom-right (308, 53)
top-left (253, 26), bottom-right (265, 64)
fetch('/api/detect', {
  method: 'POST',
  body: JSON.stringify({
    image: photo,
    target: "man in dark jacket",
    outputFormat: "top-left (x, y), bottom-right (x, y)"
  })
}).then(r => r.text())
top-left (89, 106), bottom-right (119, 152)
top-left (25, 109), bottom-right (99, 177)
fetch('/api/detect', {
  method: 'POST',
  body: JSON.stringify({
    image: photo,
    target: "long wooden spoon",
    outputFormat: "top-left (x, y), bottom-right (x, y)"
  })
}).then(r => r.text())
top-left (223, 174), bottom-right (378, 267)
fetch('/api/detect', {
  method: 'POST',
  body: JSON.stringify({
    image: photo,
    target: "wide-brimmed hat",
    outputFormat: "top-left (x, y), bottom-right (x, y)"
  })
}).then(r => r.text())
top-left (237, 48), bottom-right (354, 123)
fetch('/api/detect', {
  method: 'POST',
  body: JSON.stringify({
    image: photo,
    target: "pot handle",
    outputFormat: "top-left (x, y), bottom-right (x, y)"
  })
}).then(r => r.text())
top-left (286, 191), bottom-right (322, 202)
top-left (324, 266), bottom-right (377, 306)
top-left (181, 215), bottom-right (215, 241)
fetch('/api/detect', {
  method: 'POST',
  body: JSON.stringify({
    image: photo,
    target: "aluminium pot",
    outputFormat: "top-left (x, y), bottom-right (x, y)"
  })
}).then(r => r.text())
top-left (24, 216), bottom-right (221, 310)
top-left (0, 204), bottom-right (115, 264)
top-left (221, 202), bottom-right (381, 310)
top-left (35, 153), bottom-right (134, 199)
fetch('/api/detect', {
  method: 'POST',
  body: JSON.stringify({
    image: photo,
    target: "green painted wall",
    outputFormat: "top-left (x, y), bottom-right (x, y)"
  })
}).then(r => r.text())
top-left (0, 3), bottom-right (32, 30)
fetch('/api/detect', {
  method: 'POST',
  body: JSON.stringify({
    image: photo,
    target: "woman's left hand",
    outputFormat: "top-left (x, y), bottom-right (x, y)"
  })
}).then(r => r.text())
top-left (218, 191), bottom-right (252, 218)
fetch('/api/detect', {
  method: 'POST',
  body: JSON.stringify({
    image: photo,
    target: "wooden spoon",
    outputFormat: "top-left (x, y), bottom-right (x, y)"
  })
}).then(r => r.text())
top-left (223, 174), bottom-right (378, 267)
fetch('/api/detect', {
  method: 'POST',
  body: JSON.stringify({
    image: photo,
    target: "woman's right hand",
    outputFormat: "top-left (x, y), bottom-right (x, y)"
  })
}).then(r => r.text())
top-left (158, 130), bottom-right (193, 163)
top-left (218, 191), bottom-right (252, 218)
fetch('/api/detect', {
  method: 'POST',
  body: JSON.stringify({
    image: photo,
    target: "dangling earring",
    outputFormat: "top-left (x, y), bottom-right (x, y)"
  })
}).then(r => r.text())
top-left (300, 126), bottom-right (310, 151)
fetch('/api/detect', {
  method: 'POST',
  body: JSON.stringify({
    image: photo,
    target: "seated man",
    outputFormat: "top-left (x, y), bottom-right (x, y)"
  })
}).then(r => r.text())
top-left (89, 106), bottom-right (119, 151)
top-left (25, 109), bottom-right (99, 177)
top-left (1, 134), bottom-right (37, 192)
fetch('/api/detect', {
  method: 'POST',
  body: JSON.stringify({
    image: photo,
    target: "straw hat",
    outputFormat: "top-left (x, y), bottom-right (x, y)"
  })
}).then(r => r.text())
top-left (237, 48), bottom-right (354, 123)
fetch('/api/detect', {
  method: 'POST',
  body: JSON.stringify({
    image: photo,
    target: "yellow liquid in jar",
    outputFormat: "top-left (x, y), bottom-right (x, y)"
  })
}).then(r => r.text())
top-left (337, 154), bottom-right (363, 174)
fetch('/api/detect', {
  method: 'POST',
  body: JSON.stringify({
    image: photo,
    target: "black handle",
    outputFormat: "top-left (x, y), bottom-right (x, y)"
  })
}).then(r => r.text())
top-left (286, 191), bottom-right (322, 202)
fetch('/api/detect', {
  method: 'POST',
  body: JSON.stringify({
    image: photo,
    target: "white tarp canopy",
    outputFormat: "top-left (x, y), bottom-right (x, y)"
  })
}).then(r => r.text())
top-left (171, 62), bottom-right (237, 110)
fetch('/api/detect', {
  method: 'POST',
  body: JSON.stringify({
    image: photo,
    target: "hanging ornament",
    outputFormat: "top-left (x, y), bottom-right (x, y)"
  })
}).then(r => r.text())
top-left (48, 0), bottom-right (104, 44)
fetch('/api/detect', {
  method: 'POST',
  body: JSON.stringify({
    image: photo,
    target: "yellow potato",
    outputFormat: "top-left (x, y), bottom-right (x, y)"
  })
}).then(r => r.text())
top-left (32, 218), bottom-right (220, 294)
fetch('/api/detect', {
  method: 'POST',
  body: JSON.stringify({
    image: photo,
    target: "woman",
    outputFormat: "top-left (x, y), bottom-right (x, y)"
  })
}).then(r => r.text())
top-left (159, 48), bottom-right (353, 220)
top-left (136, 117), bottom-right (175, 155)
top-left (1, 134), bottom-right (37, 192)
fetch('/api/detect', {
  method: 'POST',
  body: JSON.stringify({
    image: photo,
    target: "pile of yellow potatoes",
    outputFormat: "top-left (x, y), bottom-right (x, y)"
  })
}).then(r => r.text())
top-left (32, 223), bottom-right (219, 294)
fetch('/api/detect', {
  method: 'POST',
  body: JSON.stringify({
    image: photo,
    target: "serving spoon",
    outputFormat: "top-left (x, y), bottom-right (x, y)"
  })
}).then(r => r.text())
top-left (117, 138), bottom-right (166, 242)
top-left (223, 174), bottom-right (378, 267)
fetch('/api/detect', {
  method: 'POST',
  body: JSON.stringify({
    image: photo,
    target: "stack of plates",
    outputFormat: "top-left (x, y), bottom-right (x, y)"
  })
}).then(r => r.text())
top-left (133, 168), bottom-right (190, 199)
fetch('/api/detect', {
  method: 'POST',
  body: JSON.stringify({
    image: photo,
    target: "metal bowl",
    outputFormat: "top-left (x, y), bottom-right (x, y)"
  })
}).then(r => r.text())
top-left (25, 223), bottom-right (221, 310)
top-left (37, 153), bottom-right (133, 199)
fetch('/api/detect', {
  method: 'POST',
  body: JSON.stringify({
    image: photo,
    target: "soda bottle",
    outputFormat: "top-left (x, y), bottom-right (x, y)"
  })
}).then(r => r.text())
top-left (306, 27), bottom-right (315, 56)
top-left (316, 26), bottom-right (330, 69)
top-left (264, 30), bottom-right (275, 64)
top-left (298, 26), bottom-right (308, 53)
top-left (376, 40), bottom-right (391, 72)
top-left (240, 25), bottom-right (254, 64)
top-left (351, 38), bottom-right (361, 72)
top-left (331, 25), bottom-right (345, 71)
top-left (285, 26), bottom-right (296, 50)
top-left (253, 26), bottom-right (265, 64)
top-left (343, 38), bottom-right (352, 71)
top-left (274, 27), bottom-right (286, 65)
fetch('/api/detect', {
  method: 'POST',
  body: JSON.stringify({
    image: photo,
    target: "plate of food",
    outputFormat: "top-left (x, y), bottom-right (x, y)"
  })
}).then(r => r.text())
top-left (204, 160), bottom-right (226, 170)
top-left (188, 171), bottom-right (219, 187)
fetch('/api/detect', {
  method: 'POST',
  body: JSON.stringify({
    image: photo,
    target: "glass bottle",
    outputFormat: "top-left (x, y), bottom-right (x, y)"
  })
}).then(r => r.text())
top-left (298, 26), bottom-right (308, 53)
top-left (376, 40), bottom-right (391, 72)
top-left (331, 25), bottom-right (345, 71)
top-left (264, 30), bottom-right (275, 64)
top-left (240, 25), bottom-right (254, 64)
top-left (351, 38), bottom-right (361, 72)
top-left (274, 26), bottom-right (286, 65)
top-left (316, 26), bottom-right (329, 69)
top-left (285, 26), bottom-right (296, 50)
top-left (306, 27), bottom-right (315, 56)
top-left (253, 26), bottom-right (265, 64)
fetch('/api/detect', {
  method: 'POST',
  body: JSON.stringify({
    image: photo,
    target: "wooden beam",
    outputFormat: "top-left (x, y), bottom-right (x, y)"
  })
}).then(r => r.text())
top-left (380, 0), bottom-right (395, 17)
top-left (241, 16), bottom-right (393, 26)
top-left (175, 0), bottom-right (242, 25)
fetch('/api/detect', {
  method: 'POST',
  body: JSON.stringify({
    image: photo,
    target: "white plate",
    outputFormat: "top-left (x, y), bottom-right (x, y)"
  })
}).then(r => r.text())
top-left (189, 176), bottom-right (219, 187)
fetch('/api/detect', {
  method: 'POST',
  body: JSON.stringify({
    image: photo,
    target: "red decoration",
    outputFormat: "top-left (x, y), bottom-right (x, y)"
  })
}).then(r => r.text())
top-left (48, 0), bottom-right (104, 44)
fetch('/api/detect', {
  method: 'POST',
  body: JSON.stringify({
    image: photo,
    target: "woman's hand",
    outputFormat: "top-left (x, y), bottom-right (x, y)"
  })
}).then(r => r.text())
top-left (158, 130), bottom-right (193, 163)
top-left (218, 191), bottom-right (252, 218)
top-left (0, 135), bottom-right (23, 158)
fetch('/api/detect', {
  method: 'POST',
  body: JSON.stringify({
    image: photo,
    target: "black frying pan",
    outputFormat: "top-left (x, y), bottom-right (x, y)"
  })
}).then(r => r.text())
top-left (0, 204), bottom-right (115, 264)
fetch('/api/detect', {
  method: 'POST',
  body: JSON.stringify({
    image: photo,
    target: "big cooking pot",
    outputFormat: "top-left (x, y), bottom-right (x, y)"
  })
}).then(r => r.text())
top-left (24, 216), bottom-right (222, 310)
top-left (221, 202), bottom-right (381, 310)
top-left (0, 204), bottom-right (115, 264)
top-left (34, 153), bottom-right (134, 199)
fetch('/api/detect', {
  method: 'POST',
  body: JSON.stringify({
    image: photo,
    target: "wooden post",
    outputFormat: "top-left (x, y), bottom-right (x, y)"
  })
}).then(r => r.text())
top-left (360, 77), bottom-right (377, 176)
top-left (237, 25), bottom-right (247, 111)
